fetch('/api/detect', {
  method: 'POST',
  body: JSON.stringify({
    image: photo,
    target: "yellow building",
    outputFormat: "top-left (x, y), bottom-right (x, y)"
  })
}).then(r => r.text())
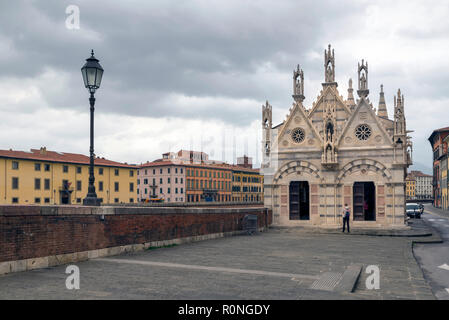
top-left (441, 135), bottom-right (449, 210)
top-left (231, 167), bottom-right (264, 203)
top-left (0, 147), bottom-right (137, 205)
top-left (405, 173), bottom-right (416, 200)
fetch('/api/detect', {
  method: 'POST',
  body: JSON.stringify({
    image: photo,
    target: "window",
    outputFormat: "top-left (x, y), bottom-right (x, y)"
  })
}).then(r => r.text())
top-left (114, 198), bottom-right (119, 203)
top-left (175, 188), bottom-right (178, 194)
top-left (12, 197), bottom-right (18, 203)
top-left (130, 170), bottom-right (134, 177)
top-left (355, 124), bottom-right (372, 141)
top-left (130, 198), bottom-right (134, 203)
top-left (144, 178), bottom-right (148, 184)
top-left (160, 178), bottom-right (163, 184)
top-left (168, 178), bottom-right (171, 183)
top-left (99, 168), bottom-right (104, 175)
top-left (160, 188), bottom-right (163, 194)
top-left (175, 177), bottom-right (178, 183)
top-left (181, 188), bottom-right (183, 194)
top-left (63, 165), bottom-right (68, 173)
top-left (168, 168), bottom-right (171, 174)
top-left (175, 168), bottom-right (178, 174)
top-left (76, 167), bottom-right (82, 174)
top-left (115, 169), bottom-right (119, 176)
top-left (44, 164), bottom-right (50, 171)
top-left (35, 163), bottom-right (41, 171)
top-left (181, 168), bottom-right (183, 174)
top-left (291, 127), bottom-right (305, 143)
top-left (168, 187), bottom-right (171, 194)
top-left (12, 177), bottom-right (19, 189)
top-left (114, 182), bottom-right (119, 192)
top-left (130, 182), bottom-right (134, 192)
top-left (44, 198), bottom-right (50, 203)
top-left (35, 198), bottom-right (41, 204)
top-left (99, 181), bottom-right (104, 191)
top-left (160, 168), bottom-right (163, 174)
top-left (153, 169), bottom-right (155, 174)
top-left (181, 178), bottom-right (183, 184)
top-left (76, 198), bottom-right (81, 203)
top-left (12, 161), bottom-right (19, 170)
top-left (76, 180), bottom-right (82, 191)
top-left (145, 169), bottom-right (147, 175)
top-left (44, 179), bottom-right (50, 190)
top-left (35, 178), bottom-right (41, 190)
top-left (137, 179), bottom-right (140, 185)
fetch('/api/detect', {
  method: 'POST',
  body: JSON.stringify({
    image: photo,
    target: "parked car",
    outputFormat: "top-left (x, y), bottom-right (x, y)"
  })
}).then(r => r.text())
top-left (406, 203), bottom-right (421, 219)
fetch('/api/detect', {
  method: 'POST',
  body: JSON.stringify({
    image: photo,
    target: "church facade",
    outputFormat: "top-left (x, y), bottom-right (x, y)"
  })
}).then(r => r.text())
top-left (262, 45), bottom-right (412, 228)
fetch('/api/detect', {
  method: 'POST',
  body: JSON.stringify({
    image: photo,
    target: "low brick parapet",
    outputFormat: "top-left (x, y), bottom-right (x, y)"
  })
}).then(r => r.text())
top-left (0, 205), bottom-right (272, 274)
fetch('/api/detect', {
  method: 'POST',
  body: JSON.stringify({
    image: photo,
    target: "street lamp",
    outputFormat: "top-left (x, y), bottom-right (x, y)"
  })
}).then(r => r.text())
top-left (81, 50), bottom-right (104, 206)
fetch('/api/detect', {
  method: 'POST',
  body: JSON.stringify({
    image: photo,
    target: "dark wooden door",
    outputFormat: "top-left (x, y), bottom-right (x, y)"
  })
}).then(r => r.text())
top-left (353, 182), bottom-right (365, 221)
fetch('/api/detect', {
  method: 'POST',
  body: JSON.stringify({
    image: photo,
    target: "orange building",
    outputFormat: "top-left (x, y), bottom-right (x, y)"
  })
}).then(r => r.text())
top-left (185, 164), bottom-right (232, 202)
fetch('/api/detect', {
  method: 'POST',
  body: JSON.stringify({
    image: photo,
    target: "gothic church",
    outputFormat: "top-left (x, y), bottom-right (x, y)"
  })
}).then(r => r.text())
top-left (262, 45), bottom-right (412, 228)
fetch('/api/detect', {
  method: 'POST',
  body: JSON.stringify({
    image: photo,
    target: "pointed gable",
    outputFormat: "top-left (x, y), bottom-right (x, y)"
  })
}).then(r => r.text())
top-left (307, 85), bottom-right (352, 139)
top-left (274, 102), bottom-right (322, 151)
top-left (337, 97), bottom-right (393, 148)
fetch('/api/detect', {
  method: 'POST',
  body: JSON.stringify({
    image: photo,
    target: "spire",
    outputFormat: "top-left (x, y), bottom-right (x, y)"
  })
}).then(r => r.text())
top-left (394, 88), bottom-right (405, 137)
top-left (377, 84), bottom-right (388, 118)
top-left (346, 78), bottom-right (356, 110)
top-left (323, 44), bottom-right (337, 86)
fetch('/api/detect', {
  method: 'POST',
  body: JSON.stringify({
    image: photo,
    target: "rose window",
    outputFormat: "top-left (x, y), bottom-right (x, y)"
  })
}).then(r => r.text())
top-left (291, 127), bottom-right (305, 143)
top-left (355, 124), bottom-right (372, 141)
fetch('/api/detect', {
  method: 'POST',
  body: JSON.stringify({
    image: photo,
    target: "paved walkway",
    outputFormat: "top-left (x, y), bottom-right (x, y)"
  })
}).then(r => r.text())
top-left (0, 227), bottom-right (435, 300)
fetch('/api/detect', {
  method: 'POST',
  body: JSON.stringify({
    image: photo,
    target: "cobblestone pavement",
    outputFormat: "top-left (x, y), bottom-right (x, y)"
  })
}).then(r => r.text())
top-left (0, 228), bottom-right (435, 300)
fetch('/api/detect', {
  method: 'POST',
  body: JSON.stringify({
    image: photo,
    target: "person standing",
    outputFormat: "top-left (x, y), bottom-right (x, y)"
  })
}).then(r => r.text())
top-left (343, 204), bottom-right (350, 233)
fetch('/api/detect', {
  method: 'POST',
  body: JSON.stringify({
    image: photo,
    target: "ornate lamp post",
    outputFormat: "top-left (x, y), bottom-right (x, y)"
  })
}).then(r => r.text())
top-left (81, 50), bottom-right (104, 206)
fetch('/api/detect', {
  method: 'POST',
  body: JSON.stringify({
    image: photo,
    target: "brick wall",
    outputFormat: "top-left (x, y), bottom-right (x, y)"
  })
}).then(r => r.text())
top-left (0, 205), bottom-right (272, 263)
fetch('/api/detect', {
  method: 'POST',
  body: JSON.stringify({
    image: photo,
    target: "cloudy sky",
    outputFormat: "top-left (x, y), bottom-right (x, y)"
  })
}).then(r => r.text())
top-left (1, 0), bottom-right (448, 172)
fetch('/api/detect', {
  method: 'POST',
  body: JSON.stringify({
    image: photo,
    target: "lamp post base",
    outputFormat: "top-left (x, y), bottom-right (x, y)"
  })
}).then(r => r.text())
top-left (83, 196), bottom-right (102, 206)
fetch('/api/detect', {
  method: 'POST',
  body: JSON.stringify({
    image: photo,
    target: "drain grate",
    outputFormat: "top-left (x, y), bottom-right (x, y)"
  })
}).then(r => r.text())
top-left (310, 272), bottom-right (342, 291)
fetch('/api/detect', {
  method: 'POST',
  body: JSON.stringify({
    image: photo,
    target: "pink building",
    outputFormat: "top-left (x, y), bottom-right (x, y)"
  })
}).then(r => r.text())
top-left (137, 161), bottom-right (186, 203)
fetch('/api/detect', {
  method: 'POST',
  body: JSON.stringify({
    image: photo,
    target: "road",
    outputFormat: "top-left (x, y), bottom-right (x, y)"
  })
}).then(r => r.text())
top-left (413, 204), bottom-right (449, 300)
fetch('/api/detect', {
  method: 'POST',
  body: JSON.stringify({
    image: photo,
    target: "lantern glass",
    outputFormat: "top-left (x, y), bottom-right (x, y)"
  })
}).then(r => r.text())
top-left (81, 50), bottom-right (104, 92)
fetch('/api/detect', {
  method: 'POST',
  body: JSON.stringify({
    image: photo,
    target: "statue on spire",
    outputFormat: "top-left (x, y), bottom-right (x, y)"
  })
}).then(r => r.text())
top-left (324, 44), bottom-right (335, 83)
top-left (357, 59), bottom-right (369, 98)
top-left (394, 89), bottom-right (405, 137)
top-left (292, 64), bottom-right (305, 102)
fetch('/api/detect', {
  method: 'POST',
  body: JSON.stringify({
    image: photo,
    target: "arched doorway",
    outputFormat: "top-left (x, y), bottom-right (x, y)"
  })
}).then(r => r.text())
top-left (289, 181), bottom-right (310, 220)
top-left (353, 182), bottom-right (376, 221)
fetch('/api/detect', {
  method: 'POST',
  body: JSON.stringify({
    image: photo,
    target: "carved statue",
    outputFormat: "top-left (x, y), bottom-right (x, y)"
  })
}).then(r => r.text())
top-left (360, 72), bottom-right (367, 90)
top-left (326, 65), bottom-right (333, 82)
